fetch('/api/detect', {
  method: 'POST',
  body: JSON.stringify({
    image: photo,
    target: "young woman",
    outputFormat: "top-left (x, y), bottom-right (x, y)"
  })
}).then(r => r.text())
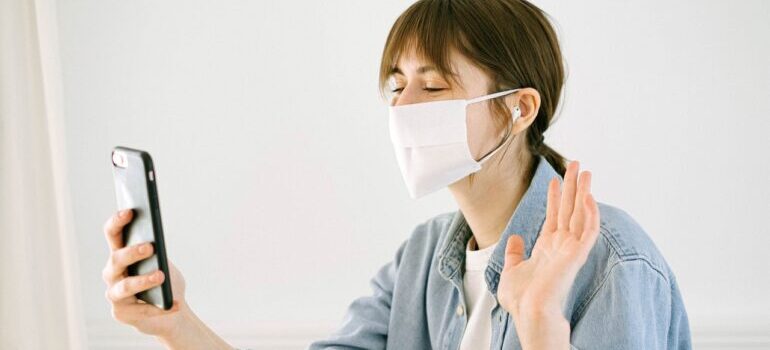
top-left (101, 0), bottom-right (691, 349)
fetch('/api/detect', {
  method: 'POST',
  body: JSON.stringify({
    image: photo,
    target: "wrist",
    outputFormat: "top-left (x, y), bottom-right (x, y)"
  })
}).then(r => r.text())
top-left (157, 301), bottom-right (234, 350)
top-left (511, 306), bottom-right (570, 350)
top-left (156, 302), bottom-right (198, 349)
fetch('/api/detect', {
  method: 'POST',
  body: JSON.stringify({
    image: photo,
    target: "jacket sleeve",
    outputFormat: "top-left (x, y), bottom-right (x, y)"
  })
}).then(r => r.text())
top-left (568, 259), bottom-right (692, 350)
top-left (306, 238), bottom-right (410, 350)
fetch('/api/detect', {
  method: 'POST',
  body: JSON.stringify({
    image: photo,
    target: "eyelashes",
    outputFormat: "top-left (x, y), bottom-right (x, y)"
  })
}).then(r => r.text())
top-left (390, 87), bottom-right (446, 93)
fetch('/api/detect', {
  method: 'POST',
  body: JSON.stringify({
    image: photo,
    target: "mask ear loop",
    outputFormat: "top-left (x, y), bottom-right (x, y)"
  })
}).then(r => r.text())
top-left (466, 88), bottom-right (520, 105)
top-left (470, 89), bottom-right (523, 164)
top-left (475, 107), bottom-right (521, 163)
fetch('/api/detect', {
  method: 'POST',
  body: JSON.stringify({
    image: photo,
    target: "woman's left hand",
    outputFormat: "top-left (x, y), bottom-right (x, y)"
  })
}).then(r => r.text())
top-left (497, 160), bottom-right (600, 349)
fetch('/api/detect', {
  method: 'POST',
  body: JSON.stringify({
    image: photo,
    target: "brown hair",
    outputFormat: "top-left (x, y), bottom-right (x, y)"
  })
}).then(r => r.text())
top-left (378, 0), bottom-right (568, 178)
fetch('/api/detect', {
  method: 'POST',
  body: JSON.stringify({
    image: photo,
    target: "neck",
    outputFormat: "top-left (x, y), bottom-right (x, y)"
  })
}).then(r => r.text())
top-left (449, 148), bottom-right (534, 251)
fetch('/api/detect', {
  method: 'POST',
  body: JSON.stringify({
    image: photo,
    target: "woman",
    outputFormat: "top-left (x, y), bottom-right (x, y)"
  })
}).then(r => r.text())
top-left (101, 0), bottom-right (691, 349)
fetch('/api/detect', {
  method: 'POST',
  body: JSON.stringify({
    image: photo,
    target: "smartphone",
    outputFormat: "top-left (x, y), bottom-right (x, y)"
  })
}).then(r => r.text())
top-left (110, 146), bottom-right (173, 310)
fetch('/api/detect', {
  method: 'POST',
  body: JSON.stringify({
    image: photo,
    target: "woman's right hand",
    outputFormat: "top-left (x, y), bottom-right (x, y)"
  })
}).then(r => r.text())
top-left (102, 209), bottom-right (235, 350)
top-left (102, 209), bottom-right (187, 338)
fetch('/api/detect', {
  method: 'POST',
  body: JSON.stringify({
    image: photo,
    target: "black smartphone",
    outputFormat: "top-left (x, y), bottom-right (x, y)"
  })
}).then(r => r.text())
top-left (110, 146), bottom-right (173, 310)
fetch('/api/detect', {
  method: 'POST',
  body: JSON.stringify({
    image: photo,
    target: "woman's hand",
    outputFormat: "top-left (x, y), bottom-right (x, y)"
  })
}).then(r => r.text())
top-left (101, 209), bottom-right (187, 338)
top-left (497, 161), bottom-right (600, 349)
top-left (102, 209), bottom-right (234, 349)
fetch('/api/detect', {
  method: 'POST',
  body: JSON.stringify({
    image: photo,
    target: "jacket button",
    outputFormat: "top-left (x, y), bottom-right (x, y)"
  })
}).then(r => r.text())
top-left (456, 305), bottom-right (465, 316)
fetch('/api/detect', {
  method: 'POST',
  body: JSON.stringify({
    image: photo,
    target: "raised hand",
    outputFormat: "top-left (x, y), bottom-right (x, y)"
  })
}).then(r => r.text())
top-left (102, 209), bottom-right (186, 337)
top-left (497, 161), bottom-right (600, 349)
top-left (102, 209), bottom-right (235, 349)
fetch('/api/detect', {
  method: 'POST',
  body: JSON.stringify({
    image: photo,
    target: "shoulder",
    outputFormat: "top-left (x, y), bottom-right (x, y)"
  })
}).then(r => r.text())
top-left (567, 202), bottom-right (692, 339)
top-left (568, 202), bottom-right (676, 322)
top-left (387, 210), bottom-right (456, 270)
top-left (403, 210), bottom-right (456, 255)
top-left (567, 201), bottom-right (681, 319)
top-left (409, 210), bottom-right (456, 244)
top-left (595, 201), bottom-right (674, 281)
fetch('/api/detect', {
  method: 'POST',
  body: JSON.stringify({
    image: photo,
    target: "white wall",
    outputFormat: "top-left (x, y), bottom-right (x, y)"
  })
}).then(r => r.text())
top-left (56, 0), bottom-right (770, 348)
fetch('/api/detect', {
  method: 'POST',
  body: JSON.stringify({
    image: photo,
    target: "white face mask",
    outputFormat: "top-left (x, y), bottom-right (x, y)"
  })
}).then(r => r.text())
top-left (388, 89), bottom-right (522, 199)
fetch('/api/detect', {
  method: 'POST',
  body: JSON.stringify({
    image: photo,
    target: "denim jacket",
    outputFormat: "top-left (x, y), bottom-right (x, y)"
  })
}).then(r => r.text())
top-left (301, 155), bottom-right (691, 350)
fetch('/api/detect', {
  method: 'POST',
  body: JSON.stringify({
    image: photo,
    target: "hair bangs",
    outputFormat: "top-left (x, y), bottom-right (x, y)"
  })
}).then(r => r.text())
top-left (378, 1), bottom-right (465, 99)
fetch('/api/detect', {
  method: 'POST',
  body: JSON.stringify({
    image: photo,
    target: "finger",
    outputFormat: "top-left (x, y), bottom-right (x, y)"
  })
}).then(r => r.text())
top-left (542, 177), bottom-right (561, 235)
top-left (107, 270), bottom-right (165, 303)
top-left (103, 209), bottom-right (134, 251)
top-left (569, 171), bottom-right (592, 234)
top-left (102, 242), bottom-right (155, 285)
top-left (503, 235), bottom-right (526, 270)
top-left (579, 194), bottom-right (601, 254)
top-left (112, 300), bottom-right (181, 324)
top-left (557, 161), bottom-right (579, 231)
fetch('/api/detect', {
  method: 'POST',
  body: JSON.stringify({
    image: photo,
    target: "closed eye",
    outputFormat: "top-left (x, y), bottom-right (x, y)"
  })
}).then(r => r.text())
top-left (390, 87), bottom-right (446, 93)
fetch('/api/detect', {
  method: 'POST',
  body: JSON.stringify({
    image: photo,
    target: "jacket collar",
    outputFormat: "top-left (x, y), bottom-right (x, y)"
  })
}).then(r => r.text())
top-left (437, 155), bottom-right (563, 296)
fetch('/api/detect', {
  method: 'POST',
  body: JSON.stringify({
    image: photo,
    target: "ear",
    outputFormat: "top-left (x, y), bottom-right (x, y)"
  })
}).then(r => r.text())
top-left (504, 87), bottom-right (541, 133)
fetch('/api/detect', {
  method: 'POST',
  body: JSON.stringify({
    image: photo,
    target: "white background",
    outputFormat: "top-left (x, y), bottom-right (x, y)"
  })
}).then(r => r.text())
top-left (56, 0), bottom-right (770, 348)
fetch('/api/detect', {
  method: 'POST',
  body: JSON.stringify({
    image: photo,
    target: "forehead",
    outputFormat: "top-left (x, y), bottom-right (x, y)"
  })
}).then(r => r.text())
top-left (392, 47), bottom-right (489, 87)
top-left (393, 46), bottom-right (453, 73)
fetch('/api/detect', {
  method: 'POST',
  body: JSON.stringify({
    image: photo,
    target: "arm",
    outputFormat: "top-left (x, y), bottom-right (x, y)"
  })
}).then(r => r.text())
top-left (307, 238), bottom-right (409, 349)
top-left (156, 303), bottom-right (234, 350)
top-left (498, 162), bottom-right (600, 350)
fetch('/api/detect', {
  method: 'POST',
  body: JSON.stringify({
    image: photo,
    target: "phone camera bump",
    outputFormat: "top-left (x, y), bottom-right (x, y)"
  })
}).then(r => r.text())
top-left (112, 151), bottom-right (127, 168)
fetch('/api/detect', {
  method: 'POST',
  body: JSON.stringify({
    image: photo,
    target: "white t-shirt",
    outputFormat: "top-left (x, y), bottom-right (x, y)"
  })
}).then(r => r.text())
top-left (459, 235), bottom-right (500, 350)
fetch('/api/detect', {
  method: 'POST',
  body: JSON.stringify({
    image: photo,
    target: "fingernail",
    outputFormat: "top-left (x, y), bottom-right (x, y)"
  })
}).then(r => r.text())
top-left (151, 271), bottom-right (162, 282)
top-left (119, 209), bottom-right (130, 218)
top-left (138, 244), bottom-right (147, 254)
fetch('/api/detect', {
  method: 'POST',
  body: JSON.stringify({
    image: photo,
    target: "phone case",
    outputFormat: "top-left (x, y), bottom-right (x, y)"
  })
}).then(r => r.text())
top-left (111, 146), bottom-right (173, 310)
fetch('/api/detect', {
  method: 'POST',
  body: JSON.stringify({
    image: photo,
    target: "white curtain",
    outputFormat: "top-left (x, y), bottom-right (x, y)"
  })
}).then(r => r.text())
top-left (0, 0), bottom-right (87, 348)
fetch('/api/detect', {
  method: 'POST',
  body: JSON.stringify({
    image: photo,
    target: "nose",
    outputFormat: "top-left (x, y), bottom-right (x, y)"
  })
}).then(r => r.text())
top-left (391, 85), bottom-right (424, 107)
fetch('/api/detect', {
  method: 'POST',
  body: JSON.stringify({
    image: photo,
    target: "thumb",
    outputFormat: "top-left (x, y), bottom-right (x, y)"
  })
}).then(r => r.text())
top-left (503, 234), bottom-right (525, 270)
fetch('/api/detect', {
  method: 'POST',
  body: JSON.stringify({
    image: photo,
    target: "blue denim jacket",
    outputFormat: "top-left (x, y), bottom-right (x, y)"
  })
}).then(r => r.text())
top-left (303, 155), bottom-right (691, 350)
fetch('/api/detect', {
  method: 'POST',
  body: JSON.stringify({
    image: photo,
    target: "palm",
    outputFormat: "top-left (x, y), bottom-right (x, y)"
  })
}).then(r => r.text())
top-left (497, 161), bottom-right (600, 318)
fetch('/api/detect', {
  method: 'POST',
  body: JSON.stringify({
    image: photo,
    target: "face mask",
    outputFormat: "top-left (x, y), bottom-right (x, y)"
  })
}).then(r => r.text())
top-left (388, 88), bottom-right (522, 199)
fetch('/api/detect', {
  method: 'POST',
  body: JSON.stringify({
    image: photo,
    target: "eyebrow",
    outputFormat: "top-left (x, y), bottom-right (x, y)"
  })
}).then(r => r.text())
top-left (389, 65), bottom-right (437, 76)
